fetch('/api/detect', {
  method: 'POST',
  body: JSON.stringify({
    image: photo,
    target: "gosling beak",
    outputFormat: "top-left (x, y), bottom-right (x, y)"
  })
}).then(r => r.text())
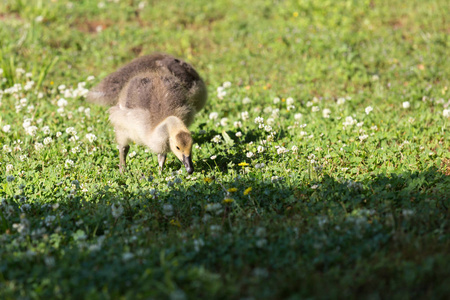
top-left (183, 155), bottom-right (194, 174)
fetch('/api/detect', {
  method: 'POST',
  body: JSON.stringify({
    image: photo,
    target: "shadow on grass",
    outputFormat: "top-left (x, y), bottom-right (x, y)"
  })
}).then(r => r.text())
top-left (1, 167), bottom-right (449, 299)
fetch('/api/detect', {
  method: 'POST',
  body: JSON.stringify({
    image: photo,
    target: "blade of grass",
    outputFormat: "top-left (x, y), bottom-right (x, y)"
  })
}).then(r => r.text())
top-left (35, 55), bottom-right (59, 91)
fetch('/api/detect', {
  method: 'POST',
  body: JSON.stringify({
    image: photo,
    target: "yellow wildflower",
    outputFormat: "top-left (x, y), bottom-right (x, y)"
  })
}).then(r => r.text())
top-left (293, 12), bottom-right (299, 17)
top-left (243, 187), bottom-right (252, 195)
top-left (223, 198), bottom-right (234, 204)
top-left (238, 162), bottom-right (249, 167)
top-left (228, 188), bottom-right (238, 192)
top-left (169, 219), bottom-right (181, 227)
top-left (203, 177), bottom-right (214, 183)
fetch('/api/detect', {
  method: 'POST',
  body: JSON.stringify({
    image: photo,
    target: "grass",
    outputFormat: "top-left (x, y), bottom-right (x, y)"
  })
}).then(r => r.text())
top-left (1, 0), bottom-right (449, 298)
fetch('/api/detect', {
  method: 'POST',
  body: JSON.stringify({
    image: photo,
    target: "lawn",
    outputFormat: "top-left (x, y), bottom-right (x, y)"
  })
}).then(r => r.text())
top-left (1, 0), bottom-right (449, 299)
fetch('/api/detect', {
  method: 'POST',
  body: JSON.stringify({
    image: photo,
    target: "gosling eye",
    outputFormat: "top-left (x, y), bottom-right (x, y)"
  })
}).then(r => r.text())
top-left (176, 146), bottom-right (180, 150)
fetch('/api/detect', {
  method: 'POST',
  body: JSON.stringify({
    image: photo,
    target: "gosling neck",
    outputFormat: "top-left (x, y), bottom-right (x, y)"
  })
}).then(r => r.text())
top-left (164, 116), bottom-right (190, 138)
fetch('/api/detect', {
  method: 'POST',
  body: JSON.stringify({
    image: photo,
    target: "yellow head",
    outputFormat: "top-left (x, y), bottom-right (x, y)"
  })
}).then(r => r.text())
top-left (169, 131), bottom-right (194, 174)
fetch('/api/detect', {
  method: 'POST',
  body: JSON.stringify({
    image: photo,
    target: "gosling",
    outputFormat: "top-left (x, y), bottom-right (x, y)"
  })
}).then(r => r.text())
top-left (87, 53), bottom-right (207, 174)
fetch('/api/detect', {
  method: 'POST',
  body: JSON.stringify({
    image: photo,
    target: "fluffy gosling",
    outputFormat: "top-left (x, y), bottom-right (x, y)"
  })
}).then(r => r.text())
top-left (87, 53), bottom-right (207, 174)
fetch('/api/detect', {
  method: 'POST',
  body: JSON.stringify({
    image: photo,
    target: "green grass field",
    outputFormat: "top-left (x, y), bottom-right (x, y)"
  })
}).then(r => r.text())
top-left (1, 0), bottom-right (449, 298)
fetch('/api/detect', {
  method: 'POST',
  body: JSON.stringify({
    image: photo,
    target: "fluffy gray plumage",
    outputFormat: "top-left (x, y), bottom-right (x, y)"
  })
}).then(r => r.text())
top-left (87, 53), bottom-right (207, 173)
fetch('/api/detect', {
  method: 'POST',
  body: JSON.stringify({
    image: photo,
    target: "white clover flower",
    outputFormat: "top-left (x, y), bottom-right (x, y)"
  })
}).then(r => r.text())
top-left (44, 215), bottom-right (56, 227)
top-left (220, 117), bottom-right (229, 126)
top-left (263, 107), bottom-right (272, 114)
top-left (271, 109), bottom-right (280, 118)
top-left (264, 125), bottom-right (272, 132)
top-left (235, 131), bottom-right (242, 137)
top-left (402, 101), bottom-right (410, 109)
top-left (294, 113), bottom-right (302, 120)
top-left (234, 121), bottom-right (242, 128)
top-left (69, 136), bottom-right (79, 143)
top-left (34, 143), bottom-right (44, 151)
top-left (3, 145), bottom-right (12, 153)
top-left (211, 135), bottom-right (222, 143)
top-left (443, 109), bottom-right (450, 117)
top-left (217, 86), bottom-right (227, 99)
top-left (6, 164), bottom-right (13, 172)
top-left (56, 131), bottom-right (62, 138)
top-left (276, 146), bottom-right (288, 155)
top-left (356, 122), bottom-right (364, 127)
top-left (291, 145), bottom-right (298, 153)
top-left (65, 127), bottom-right (77, 135)
top-left (359, 134), bottom-right (369, 141)
top-left (246, 151), bottom-right (254, 158)
top-left (287, 105), bottom-right (295, 111)
top-left (16, 68), bottom-right (25, 75)
top-left (128, 151), bottom-right (136, 158)
top-left (85, 133), bottom-right (97, 143)
top-left (210, 155), bottom-right (217, 160)
top-left (343, 116), bottom-right (357, 127)
top-left (306, 101), bottom-right (313, 107)
top-left (337, 98), bottom-right (346, 105)
top-left (242, 97), bottom-right (251, 104)
top-left (223, 81), bottom-right (231, 88)
top-left (205, 203), bottom-right (223, 215)
top-left (312, 106), bottom-right (320, 112)
top-left (2, 125), bottom-right (10, 132)
top-left (371, 125), bottom-right (378, 130)
top-left (65, 159), bottom-right (74, 168)
top-left (87, 75), bottom-right (95, 81)
top-left (57, 98), bottom-right (68, 107)
top-left (254, 116), bottom-right (264, 124)
top-left (265, 118), bottom-right (274, 126)
top-left (322, 108), bottom-right (331, 118)
top-left (43, 137), bottom-right (53, 145)
top-left (58, 84), bottom-right (66, 91)
top-left (19, 155), bottom-right (27, 161)
top-left (111, 203), bottom-right (124, 218)
top-left (300, 131), bottom-right (307, 136)
top-left (71, 146), bottom-right (80, 153)
top-left (286, 97), bottom-right (294, 106)
top-left (39, 127), bottom-right (49, 136)
top-left (26, 126), bottom-right (38, 136)
top-left (24, 81), bottom-right (34, 91)
top-left (273, 97), bottom-right (281, 104)
top-left (257, 146), bottom-right (265, 153)
top-left (402, 209), bottom-right (414, 218)
top-left (271, 176), bottom-right (280, 183)
top-left (209, 112), bottom-right (219, 120)
top-left (22, 118), bottom-right (31, 128)
top-left (241, 111), bottom-right (249, 121)
top-left (365, 106), bottom-right (373, 115)
top-left (163, 204), bottom-right (174, 216)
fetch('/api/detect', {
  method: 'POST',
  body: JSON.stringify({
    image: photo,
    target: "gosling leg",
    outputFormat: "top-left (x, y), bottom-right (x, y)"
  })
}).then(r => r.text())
top-left (158, 154), bottom-right (166, 174)
top-left (119, 145), bottom-right (130, 173)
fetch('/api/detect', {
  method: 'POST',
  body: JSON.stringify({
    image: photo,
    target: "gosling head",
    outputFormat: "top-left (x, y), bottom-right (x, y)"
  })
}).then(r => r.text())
top-left (169, 131), bottom-right (194, 174)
